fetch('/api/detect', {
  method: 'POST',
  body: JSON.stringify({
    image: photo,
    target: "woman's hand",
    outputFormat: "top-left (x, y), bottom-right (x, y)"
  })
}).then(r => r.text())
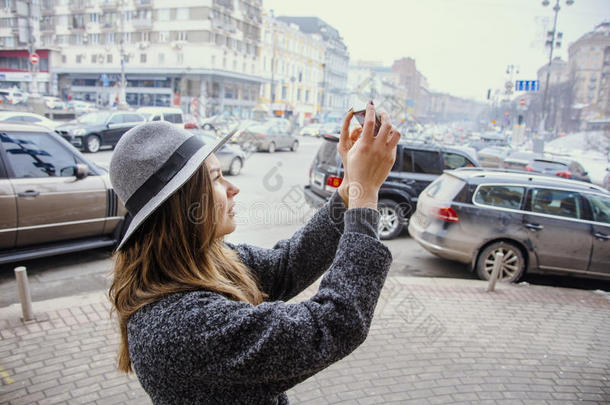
top-left (344, 103), bottom-right (401, 210)
top-left (337, 109), bottom-right (362, 208)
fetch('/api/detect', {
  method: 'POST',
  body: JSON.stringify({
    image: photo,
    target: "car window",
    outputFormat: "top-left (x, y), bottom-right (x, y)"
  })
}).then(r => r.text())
top-left (530, 188), bottom-right (582, 219)
top-left (1, 132), bottom-right (78, 178)
top-left (443, 152), bottom-right (475, 170)
top-left (474, 185), bottom-right (525, 210)
top-left (317, 140), bottom-right (341, 166)
top-left (401, 149), bottom-right (414, 172)
top-left (426, 174), bottom-right (466, 201)
top-left (587, 194), bottom-right (610, 224)
top-left (413, 150), bottom-right (441, 174)
top-left (4, 116), bottom-right (24, 122)
top-left (151, 115), bottom-right (161, 121)
top-left (164, 113), bottom-right (183, 124)
top-left (21, 116), bottom-right (42, 123)
top-left (108, 114), bottom-right (124, 124)
top-left (123, 114), bottom-right (144, 123)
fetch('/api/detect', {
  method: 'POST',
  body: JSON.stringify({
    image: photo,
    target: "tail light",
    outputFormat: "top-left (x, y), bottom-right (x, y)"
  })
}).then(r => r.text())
top-left (525, 165), bottom-right (535, 172)
top-left (255, 133), bottom-right (266, 139)
top-left (325, 175), bottom-right (343, 191)
top-left (435, 207), bottom-right (459, 222)
top-left (556, 170), bottom-right (571, 179)
top-left (184, 122), bottom-right (198, 129)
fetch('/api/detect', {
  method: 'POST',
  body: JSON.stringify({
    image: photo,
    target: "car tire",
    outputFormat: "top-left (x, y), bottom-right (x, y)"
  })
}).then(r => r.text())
top-left (378, 199), bottom-right (404, 240)
top-left (291, 140), bottom-right (299, 152)
top-left (476, 241), bottom-right (525, 283)
top-left (268, 142), bottom-right (276, 153)
top-left (84, 134), bottom-right (101, 153)
top-left (229, 157), bottom-right (242, 176)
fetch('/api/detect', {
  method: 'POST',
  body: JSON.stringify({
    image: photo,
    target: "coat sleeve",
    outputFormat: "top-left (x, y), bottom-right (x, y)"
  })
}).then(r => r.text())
top-left (226, 191), bottom-right (351, 302)
top-left (139, 209), bottom-right (392, 395)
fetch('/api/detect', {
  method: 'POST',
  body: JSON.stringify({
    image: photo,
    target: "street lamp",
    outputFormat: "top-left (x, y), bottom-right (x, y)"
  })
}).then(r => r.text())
top-left (539, 0), bottom-right (573, 134)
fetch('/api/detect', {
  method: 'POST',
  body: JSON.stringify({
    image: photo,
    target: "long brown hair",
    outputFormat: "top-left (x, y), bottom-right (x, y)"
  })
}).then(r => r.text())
top-left (109, 161), bottom-right (266, 373)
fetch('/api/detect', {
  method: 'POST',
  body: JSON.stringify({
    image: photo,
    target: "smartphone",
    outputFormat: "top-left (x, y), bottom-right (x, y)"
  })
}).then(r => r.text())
top-left (353, 109), bottom-right (382, 136)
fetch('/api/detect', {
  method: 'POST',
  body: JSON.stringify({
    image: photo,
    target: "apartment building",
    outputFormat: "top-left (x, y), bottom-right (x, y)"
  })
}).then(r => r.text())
top-left (567, 21), bottom-right (610, 118)
top-left (13, 0), bottom-right (264, 117)
top-left (277, 16), bottom-right (349, 120)
top-left (259, 12), bottom-right (324, 126)
top-left (537, 57), bottom-right (570, 88)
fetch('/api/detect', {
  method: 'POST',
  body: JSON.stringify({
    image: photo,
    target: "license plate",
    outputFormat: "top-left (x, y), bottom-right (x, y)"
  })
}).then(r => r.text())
top-left (312, 171), bottom-right (324, 187)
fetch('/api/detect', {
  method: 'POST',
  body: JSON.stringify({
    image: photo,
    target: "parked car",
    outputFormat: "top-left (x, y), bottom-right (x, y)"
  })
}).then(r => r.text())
top-left (604, 168), bottom-right (610, 191)
top-left (237, 118), bottom-right (298, 153)
top-left (408, 168), bottom-right (610, 283)
top-left (304, 137), bottom-right (480, 239)
top-left (43, 96), bottom-right (66, 110)
top-left (468, 133), bottom-right (509, 151)
top-left (299, 123), bottom-right (321, 137)
top-left (189, 130), bottom-right (246, 176)
top-left (0, 88), bottom-right (28, 105)
top-left (501, 151), bottom-right (540, 171)
top-left (0, 123), bottom-right (128, 264)
top-left (55, 111), bottom-right (146, 153)
top-left (67, 100), bottom-right (98, 116)
top-left (521, 156), bottom-right (591, 183)
top-left (477, 146), bottom-right (513, 168)
top-left (0, 111), bottom-right (62, 130)
top-left (136, 107), bottom-right (184, 127)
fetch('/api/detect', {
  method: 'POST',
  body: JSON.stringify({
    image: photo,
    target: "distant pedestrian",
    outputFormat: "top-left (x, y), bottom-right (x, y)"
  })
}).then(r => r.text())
top-left (108, 102), bottom-right (400, 404)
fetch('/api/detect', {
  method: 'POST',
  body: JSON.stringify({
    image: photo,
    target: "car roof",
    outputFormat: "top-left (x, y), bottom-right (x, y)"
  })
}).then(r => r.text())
top-left (136, 107), bottom-right (182, 113)
top-left (0, 122), bottom-right (56, 133)
top-left (450, 168), bottom-right (607, 193)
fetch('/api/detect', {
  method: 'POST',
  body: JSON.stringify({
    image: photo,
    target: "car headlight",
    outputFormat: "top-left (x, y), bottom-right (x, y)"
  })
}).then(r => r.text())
top-left (72, 128), bottom-right (86, 136)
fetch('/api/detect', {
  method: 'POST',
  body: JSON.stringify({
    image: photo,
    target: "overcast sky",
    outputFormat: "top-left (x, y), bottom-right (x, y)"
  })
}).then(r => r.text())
top-left (263, 0), bottom-right (609, 101)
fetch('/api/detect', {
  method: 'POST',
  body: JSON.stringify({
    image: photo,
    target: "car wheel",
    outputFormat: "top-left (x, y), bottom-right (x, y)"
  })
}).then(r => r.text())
top-left (476, 241), bottom-right (525, 283)
top-left (291, 140), bottom-right (299, 152)
top-left (378, 199), bottom-right (404, 240)
top-left (229, 157), bottom-right (242, 176)
top-left (84, 134), bottom-right (101, 153)
top-left (268, 142), bottom-right (276, 153)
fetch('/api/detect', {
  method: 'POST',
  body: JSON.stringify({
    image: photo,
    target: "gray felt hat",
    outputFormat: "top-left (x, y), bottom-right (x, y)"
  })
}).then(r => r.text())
top-left (109, 121), bottom-right (234, 250)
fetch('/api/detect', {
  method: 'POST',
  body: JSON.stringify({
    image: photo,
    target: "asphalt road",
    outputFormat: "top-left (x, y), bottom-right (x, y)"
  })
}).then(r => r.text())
top-left (0, 137), bottom-right (607, 308)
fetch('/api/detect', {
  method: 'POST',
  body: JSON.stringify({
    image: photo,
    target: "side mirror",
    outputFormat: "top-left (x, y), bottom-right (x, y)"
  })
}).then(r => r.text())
top-left (75, 163), bottom-right (89, 180)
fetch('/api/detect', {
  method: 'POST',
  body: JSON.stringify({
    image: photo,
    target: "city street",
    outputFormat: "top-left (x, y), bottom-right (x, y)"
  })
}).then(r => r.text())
top-left (0, 137), bottom-right (607, 308)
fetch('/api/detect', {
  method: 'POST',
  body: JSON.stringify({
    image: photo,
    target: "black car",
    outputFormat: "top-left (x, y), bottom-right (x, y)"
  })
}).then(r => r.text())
top-left (409, 168), bottom-right (610, 282)
top-left (55, 111), bottom-right (146, 153)
top-left (303, 137), bottom-right (480, 239)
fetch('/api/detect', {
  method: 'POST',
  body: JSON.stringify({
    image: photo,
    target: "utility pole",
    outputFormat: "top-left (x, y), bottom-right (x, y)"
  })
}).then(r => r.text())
top-left (540, 0), bottom-right (573, 135)
top-left (269, 10), bottom-right (276, 115)
top-left (118, 0), bottom-right (128, 109)
top-left (27, 0), bottom-right (40, 97)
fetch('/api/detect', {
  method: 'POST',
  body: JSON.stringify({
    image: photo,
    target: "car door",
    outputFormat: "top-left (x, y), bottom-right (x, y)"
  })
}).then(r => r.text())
top-left (522, 187), bottom-right (592, 272)
top-left (404, 148), bottom-right (442, 196)
top-left (0, 130), bottom-right (107, 247)
top-left (0, 154), bottom-right (17, 249)
top-left (104, 113), bottom-right (126, 146)
top-left (585, 193), bottom-right (610, 275)
top-left (121, 113), bottom-right (145, 139)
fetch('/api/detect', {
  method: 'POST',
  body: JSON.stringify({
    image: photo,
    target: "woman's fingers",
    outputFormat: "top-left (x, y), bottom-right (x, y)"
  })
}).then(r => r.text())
top-left (349, 127), bottom-right (362, 143)
top-left (361, 102), bottom-right (376, 141)
top-left (388, 128), bottom-right (401, 147)
top-left (340, 109), bottom-right (354, 146)
top-left (377, 112), bottom-right (392, 139)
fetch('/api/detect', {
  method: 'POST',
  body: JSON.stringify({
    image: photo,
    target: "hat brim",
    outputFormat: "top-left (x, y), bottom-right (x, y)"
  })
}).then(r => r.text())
top-left (115, 131), bottom-right (235, 251)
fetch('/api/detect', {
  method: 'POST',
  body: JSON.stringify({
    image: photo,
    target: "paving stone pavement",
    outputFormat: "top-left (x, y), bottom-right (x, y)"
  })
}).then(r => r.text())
top-left (1, 276), bottom-right (609, 405)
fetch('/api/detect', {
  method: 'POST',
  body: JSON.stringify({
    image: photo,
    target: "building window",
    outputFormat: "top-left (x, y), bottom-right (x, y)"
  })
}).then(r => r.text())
top-left (211, 55), bottom-right (215, 66)
top-left (142, 31), bottom-right (150, 42)
top-left (76, 54), bottom-right (83, 64)
top-left (176, 7), bottom-right (189, 20)
top-left (306, 90), bottom-right (310, 103)
top-left (140, 53), bottom-right (147, 63)
top-left (297, 88), bottom-right (301, 101)
top-left (107, 54), bottom-right (113, 63)
top-left (177, 53), bottom-right (184, 64)
top-left (177, 31), bottom-right (187, 41)
top-left (91, 54), bottom-right (97, 63)
top-left (159, 31), bottom-right (169, 42)
top-left (281, 86), bottom-right (287, 99)
top-left (157, 8), bottom-right (169, 21)
top-left (89, 33), bottom-right (100, 44)
top-left (158, 53), bottom-right (165, 64)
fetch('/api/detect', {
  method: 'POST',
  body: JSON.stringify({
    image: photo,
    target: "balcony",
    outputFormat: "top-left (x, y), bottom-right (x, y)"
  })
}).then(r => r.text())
top-left (100, 0), bottom-right (118, 10)
top-left (134, 0), bottom-right (152, 8)
top-left (101, 20), bottom-right (118, 30)
top-left (132, 18), bottom-right (153, 30)
top-left (69, 0), bottom-right (88, 11)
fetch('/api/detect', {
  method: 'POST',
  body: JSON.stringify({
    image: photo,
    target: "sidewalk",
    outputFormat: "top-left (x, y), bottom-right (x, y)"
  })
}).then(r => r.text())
top-left (1, 276), bottom-right (609, 405)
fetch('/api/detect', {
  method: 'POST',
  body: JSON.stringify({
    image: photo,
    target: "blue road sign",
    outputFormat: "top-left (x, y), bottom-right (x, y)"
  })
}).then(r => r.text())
top-left (516, 80), bottom-right (539, 92)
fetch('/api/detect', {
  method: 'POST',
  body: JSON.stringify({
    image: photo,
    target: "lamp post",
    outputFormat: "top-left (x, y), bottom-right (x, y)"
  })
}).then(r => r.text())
top-left (539, 0), bottom-right (573, 134)
top-left (118, 0), bottom-right (128, 109)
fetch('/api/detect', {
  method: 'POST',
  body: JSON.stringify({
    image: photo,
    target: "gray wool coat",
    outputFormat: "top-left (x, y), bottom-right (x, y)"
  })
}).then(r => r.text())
top-left (127, 192), bottom-right (393, 404)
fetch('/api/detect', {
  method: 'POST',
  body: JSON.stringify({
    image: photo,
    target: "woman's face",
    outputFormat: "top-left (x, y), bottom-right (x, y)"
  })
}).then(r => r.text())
top-left (205, 154), bottom-right (240, 238)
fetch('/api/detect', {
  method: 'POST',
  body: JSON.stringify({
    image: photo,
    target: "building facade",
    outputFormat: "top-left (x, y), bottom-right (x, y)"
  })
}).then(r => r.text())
top-left (2, 0), bottom-right (264, 118)
top-left (567, 21), bottom-right (610, 120)
top-left (277, 16), bottom-right (349, 121)
top-left (259, 12), bottom-right (324, 126)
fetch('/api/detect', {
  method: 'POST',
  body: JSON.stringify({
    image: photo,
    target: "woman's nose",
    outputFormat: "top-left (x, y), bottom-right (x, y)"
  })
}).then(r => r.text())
top-left (227, 181), bottom-right (239, 197)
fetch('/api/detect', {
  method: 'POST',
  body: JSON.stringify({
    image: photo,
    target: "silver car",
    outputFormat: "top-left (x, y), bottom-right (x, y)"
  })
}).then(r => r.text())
top-left (189, 130), bottom-right (246, 176)
top-left (238, 119), bottom-right (299, 153)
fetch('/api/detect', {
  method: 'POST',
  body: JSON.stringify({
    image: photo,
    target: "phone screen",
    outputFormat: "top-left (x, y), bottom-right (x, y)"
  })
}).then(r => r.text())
top-left (353, 109), bottom-right (381, 136)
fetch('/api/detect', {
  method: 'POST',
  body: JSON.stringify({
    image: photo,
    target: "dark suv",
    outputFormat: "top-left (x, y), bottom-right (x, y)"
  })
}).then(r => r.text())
top-left (408, 168), bottom-right (610, 282)
top-left (303, 137), bottom-right (479, 239)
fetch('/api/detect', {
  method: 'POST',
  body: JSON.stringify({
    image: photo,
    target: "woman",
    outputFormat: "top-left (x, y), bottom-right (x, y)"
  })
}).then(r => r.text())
top-left (109, 103), bottom-right (401, 404)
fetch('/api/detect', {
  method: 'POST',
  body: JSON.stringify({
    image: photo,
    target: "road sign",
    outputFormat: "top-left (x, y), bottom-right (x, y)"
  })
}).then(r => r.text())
top-left (29, 53), bottom-right (39, 64)
top-left (515, 80), bottom-right (539, 92)
top-left (520, 98), bottom-right (526, 106)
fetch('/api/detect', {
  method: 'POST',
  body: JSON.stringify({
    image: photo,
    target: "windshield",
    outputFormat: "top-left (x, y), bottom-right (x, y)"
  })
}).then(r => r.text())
top-left (77, 112), bottom-right (110, 125)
